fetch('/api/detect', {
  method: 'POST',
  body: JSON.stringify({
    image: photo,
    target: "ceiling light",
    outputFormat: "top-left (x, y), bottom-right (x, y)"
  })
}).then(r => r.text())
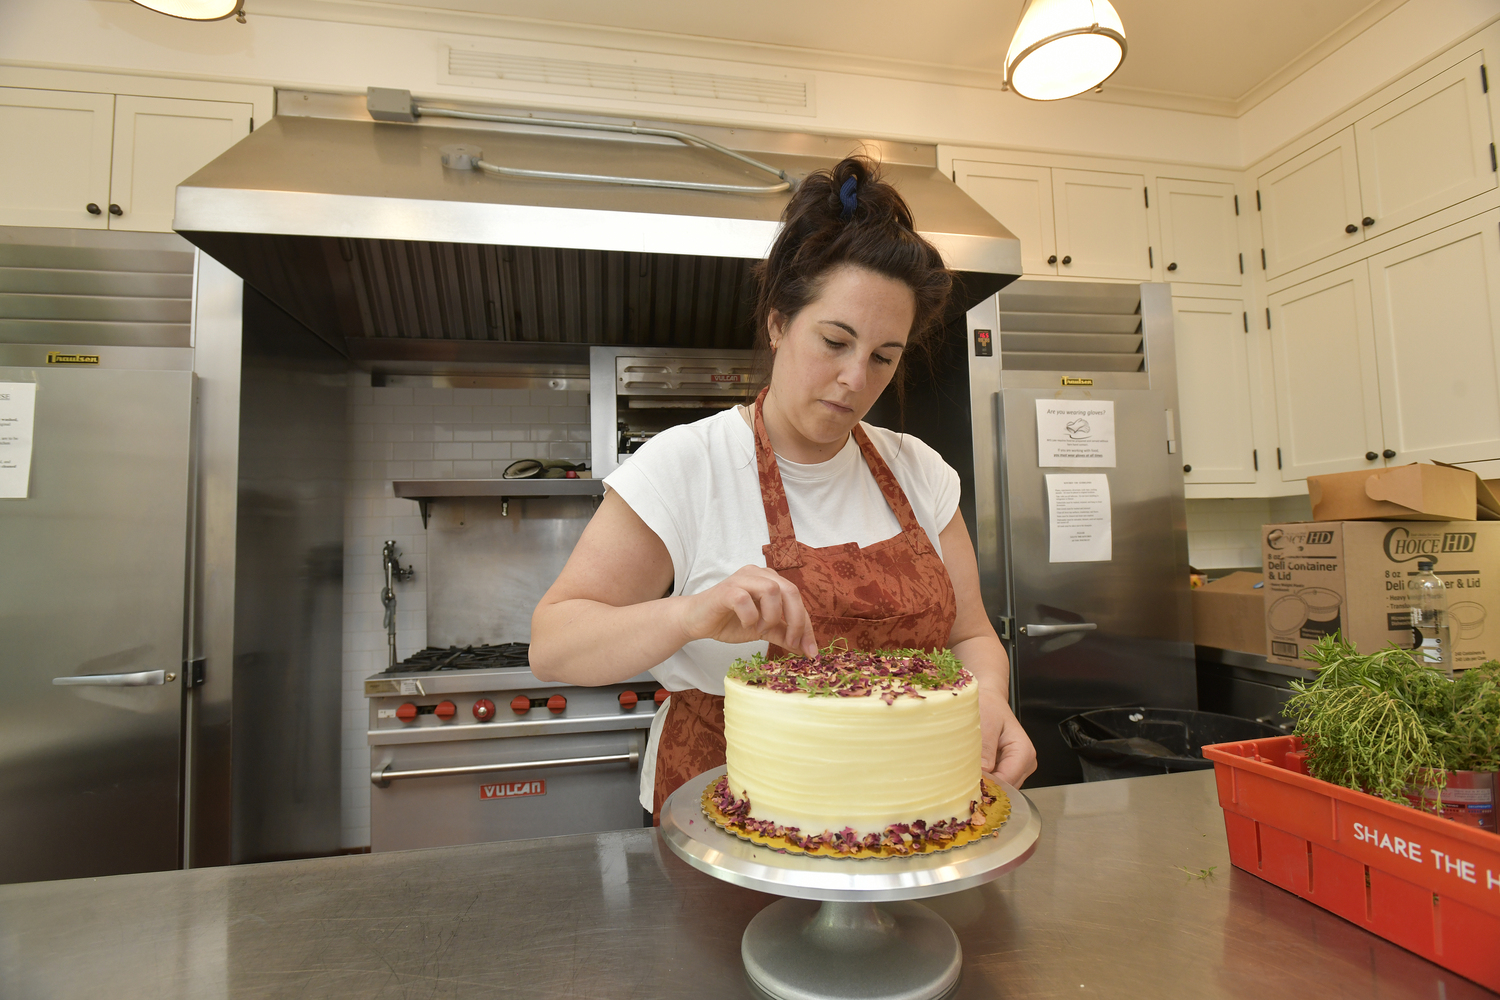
top-left (1004, 0), bottom-right (1126, 101)
top-left (130, 0), bottom-right (245, 21)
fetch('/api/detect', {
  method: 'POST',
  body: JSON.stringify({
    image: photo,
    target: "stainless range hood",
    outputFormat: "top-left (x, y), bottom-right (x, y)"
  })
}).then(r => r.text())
top-left (173, 91), bottom-right (1022, 361)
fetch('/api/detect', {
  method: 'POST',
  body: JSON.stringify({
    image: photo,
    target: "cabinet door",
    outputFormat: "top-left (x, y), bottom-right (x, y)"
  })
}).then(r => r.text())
top-left (952, 160), bottom-right (1057, 275)
top-left (1173, 296), bottom-right (1257, 483)
top-left (1258, 130), bottom-right (1364, 279)
top-left (1368, 209), bottom-right (1500, 465)
top-left (1052, 168), bottom-right (1151, 280)
top-left (0, 88), bottom-right (114, 229)
top-left (1355, 53), bottom-right (1497, 239)
top-left (1157, 178), bottom-right (1242, 286)
top-left (1267, 263), bottom-right (1385, 480)
top-left (110, 96), bottom-right (252, 233)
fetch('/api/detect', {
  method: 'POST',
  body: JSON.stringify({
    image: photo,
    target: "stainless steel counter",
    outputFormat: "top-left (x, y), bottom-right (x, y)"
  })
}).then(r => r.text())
top-left (1, 771), bottom-right (1492, 999)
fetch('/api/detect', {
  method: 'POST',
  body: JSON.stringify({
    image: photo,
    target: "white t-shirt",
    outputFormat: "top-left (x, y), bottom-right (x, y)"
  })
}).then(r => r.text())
top-left (605, 406), bottom-right (962, 810)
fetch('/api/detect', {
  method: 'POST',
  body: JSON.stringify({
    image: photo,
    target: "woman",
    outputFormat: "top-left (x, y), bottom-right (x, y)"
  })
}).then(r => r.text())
top-left (531, 155), bottom-right (1036, 823)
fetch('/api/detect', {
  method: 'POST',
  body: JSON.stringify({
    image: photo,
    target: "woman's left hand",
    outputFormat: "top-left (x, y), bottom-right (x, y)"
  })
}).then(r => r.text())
top-left (978, 684), bottom-right (1037, 788)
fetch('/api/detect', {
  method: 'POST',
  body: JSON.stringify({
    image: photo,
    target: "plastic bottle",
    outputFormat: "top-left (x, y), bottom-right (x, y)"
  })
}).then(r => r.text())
top-left (1408, 559), bottom-right (1454, 676)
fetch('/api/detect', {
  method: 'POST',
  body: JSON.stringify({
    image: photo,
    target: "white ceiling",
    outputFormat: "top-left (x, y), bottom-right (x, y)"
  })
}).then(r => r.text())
top-left (380, 0), bottom-right (1396, 113)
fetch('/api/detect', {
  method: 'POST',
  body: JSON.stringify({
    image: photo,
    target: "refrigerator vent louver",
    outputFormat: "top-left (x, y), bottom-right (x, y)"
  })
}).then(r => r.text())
top-left (0, 230), bottom-right (195, 349)
top-left (996, 280), bottom-right (1145, 373)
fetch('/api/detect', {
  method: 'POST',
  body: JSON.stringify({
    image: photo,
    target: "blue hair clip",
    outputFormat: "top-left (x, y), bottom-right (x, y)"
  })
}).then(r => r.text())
top-left (839, 176), bottom-right (858, 220)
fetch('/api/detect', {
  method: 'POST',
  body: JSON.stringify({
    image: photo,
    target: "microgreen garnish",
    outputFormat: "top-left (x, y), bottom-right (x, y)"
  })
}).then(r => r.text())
top-left (726, 644), bottom-right (970, 700)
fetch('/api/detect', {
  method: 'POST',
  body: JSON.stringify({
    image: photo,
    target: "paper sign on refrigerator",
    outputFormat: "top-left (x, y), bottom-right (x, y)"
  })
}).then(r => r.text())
top-left (0, 382), bottom-right (36, 499)
top-left (1046, 474), bottom-right (1112, 563)
top-left (1036, 399), bottom-right (1115, 467)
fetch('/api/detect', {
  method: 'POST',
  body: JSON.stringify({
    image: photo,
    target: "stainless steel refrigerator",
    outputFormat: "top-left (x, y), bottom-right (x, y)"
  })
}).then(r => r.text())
top-left (871, 280), bottom-right (1195, 786)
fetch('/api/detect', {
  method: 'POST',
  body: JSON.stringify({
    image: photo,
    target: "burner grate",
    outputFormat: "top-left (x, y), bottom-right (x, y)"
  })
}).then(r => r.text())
top-left (384, 643), bottom-right (530, 673)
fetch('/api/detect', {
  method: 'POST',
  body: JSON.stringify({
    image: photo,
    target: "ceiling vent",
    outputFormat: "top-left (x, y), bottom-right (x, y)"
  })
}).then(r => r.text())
top-left (440, 43), bottom-right (814, 116)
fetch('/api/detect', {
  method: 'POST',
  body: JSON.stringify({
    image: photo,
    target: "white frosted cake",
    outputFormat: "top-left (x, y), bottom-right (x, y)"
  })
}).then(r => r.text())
top-left (711, 648), bottom-right (994, 856)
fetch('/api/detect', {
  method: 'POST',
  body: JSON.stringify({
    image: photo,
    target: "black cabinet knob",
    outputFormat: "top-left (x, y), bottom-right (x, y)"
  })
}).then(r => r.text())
top-left (1047, 254), bottom-right (1057, 265)
top-left (1366, 451), bottom-right (1378, 461)
top-left (1345, 223), bottom-right (1358, 234)
top-left (1183, 464), bottom-right (1192, 474)
top-left (1061, 255), bottom-right (1072, 265)
top-left (1363, 217), bottom-right (1375, 227)
top-left (1166, 262), bottom-right (1178, 271)
top-left (109, 204), bottom-right (123, 216)
top-left (86, 203), bottom-right (102, 215)
top-left (1383, 448), bottom-right (1396, 459)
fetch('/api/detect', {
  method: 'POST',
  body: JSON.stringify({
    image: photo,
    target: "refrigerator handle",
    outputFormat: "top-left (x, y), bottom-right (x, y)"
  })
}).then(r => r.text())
top-left (1019, 623), bottom-right (1098, 637)
top-left (52, 670), bottom-right (171, 687)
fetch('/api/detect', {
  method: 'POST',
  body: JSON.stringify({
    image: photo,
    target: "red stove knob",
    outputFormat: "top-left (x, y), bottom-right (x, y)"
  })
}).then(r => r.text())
top-left (654, 688), bottom-right (669, 706)
top-left (473, 698), bottom-right (495, 722)
top-left (547, 694), bottom-right (567, 714)
top-left (618, 690), bottom-right (638, 710)
top-left (395, 702), bottom-right (418, 723)
top-left (510, 695), bottom-right (531, 715)
top-left (434, 700), bottom-right (457, 721)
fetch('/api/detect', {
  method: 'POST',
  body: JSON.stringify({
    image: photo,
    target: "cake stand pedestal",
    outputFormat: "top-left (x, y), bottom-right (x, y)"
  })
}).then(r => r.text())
top-left (660, 767), bottom-right (1042, 1000)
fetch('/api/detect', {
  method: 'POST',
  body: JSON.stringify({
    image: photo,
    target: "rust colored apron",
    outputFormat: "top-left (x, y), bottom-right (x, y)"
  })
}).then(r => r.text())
top-left (651, 389), bottom-right (958, 823)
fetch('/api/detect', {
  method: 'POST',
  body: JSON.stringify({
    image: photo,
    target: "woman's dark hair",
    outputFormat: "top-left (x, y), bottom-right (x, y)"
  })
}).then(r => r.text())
top-left (751, 154), bottom-right (953, 399)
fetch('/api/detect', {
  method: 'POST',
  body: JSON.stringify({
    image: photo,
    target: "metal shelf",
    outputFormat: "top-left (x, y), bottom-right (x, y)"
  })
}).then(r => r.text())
top-left (393, 478), bottom-right (604, 526)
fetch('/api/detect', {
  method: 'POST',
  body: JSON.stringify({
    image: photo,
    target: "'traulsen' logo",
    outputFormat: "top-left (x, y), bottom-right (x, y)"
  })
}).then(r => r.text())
top-left (1266, 528), bottom-right (1334, 551)
top-left (1382, 526), bottom-right (1476, 564)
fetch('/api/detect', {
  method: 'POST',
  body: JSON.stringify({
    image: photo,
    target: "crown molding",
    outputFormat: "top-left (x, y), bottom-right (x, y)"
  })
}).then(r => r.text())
top-left (1230, 0), bottom-right (1408, 116)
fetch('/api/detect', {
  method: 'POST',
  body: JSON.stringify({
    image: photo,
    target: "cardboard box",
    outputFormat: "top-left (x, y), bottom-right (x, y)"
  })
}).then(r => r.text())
top-left (1192, 571), bottom-right (1268, 655)
top-left (1306, 463), bottom-right (1500, 522)
top-left (1262, 521), bottom-right (1500, 670)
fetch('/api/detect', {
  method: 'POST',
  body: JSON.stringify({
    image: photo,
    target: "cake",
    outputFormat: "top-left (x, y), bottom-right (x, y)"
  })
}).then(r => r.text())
top-left (706, 647), bottom-right (1007, 858)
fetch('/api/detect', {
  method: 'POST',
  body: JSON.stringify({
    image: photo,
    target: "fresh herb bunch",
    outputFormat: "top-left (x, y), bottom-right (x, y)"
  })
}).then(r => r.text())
top-left (726, 645), bottom-right (966, 700)
top-left (1286, 635), bottom-right (1500, 804)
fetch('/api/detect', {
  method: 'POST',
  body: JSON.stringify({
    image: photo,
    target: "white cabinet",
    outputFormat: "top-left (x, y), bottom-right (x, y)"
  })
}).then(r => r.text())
top-left (1258, 54), bottom-right (1496, 280)
top-left (952, 160), bottom-right (1150, 279)
top-left (110, 96), bottom-right (252, 233)
top-left (1267, 263), bottom-right (1385, 480)
top-left (1156, 178), bottom-right (1242, 286)
top-left (1355, 53), bottom-right (1497, 240)
top-left (1368, 209), bottom-right (1500, 465)
top-left (0, 88), bottom-right (250, 233)
top-left (1173, 296), bottom-right (1257, 484)
top-left (0, 87), bottom-right (115, 229)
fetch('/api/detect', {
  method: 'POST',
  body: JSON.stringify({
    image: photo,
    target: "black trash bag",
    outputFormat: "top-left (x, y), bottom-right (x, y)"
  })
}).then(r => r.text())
top-left (1058, 707), bottom-right (1284, 782)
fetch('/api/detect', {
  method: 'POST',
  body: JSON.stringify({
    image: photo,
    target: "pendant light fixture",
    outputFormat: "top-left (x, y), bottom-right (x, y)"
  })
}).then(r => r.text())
top-left (129, 0), bottom-right (245, 21)
top-left (1004, 0), bottom-right (1127, 101)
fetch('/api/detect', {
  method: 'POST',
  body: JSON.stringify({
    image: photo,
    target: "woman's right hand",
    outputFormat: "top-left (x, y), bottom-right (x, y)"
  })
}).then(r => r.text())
top-left (677, 565), bottom-right (819, 657)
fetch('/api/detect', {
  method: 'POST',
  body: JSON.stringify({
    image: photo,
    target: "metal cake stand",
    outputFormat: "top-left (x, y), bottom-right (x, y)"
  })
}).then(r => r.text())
top-left (660, 766), bottom-right (1042, 1000)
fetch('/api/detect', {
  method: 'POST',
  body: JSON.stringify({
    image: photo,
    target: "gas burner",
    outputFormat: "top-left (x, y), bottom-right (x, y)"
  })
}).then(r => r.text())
top-left (383, 643), bottom-right (531, 674)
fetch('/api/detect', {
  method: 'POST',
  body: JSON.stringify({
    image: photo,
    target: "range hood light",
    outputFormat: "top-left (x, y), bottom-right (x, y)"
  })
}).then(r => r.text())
top-left (130, 0), bottom-right (245, 21)
top-left (1004, 0), bottom-right (1126, 101)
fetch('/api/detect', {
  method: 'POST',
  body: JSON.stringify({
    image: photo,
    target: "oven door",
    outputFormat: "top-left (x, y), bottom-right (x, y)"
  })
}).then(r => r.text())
top-left (370, 729), bottom-right (646, 852)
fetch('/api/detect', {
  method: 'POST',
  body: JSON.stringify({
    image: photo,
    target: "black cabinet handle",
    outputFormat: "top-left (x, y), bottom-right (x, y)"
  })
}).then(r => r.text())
top-left (1183, 464), bottom-right (1192, 474)
top-left (1362, 216), bottom-right (1375, 227)
top-left (1166, 262), bottom-right (1177, 271)
top-left (1047, 254), bottom-right (1057, 265)
top-left (1345, 223), bottom-right (1358, 234)
top-left (86, 203), bottom-right (102, 215)
top-left (1383, 448), bottom-right (1396, 459)
top-left (1061, 255), bottom-right (1072, 265)
top-left (1366, 451), bottom-right (1378, 461)
top-left (109, 204), bottom-right (123, 216)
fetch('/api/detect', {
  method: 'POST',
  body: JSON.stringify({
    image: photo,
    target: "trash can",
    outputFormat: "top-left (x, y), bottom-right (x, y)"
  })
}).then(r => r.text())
top-left (1058, 707), bottom-right (1285, 782)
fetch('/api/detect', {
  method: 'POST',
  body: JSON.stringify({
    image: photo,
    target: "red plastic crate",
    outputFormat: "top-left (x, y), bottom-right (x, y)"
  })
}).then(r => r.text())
top-left (1203, 735), bottom-right (1500, 992)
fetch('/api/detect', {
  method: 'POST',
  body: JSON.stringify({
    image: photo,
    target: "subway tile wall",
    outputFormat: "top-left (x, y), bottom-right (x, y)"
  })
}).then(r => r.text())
top-left (1185, 495), bottom-right (1312, 571)
top-left (340, 379), bottom-right (591, 849)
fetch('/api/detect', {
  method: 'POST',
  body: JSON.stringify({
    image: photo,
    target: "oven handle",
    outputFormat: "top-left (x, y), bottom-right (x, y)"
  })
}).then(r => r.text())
top-left (372, 751), bottom-right (639, 788)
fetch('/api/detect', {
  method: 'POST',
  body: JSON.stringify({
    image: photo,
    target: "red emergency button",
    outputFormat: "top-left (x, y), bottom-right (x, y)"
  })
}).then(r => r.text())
top-left (510, 695), bottom-right (531, 715)
top-left (473, 698), bottom-right (495, 722)
top-left (654, 688), bottom-right (669, 706)
top-left (547, 694), bottom-right (567, 714)
top-left (618, 690), bottom-right (638, 710)
top-left (396, 702), bottom-right (418, 723)
top-left (434, 700), bottom-right (457, 721)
